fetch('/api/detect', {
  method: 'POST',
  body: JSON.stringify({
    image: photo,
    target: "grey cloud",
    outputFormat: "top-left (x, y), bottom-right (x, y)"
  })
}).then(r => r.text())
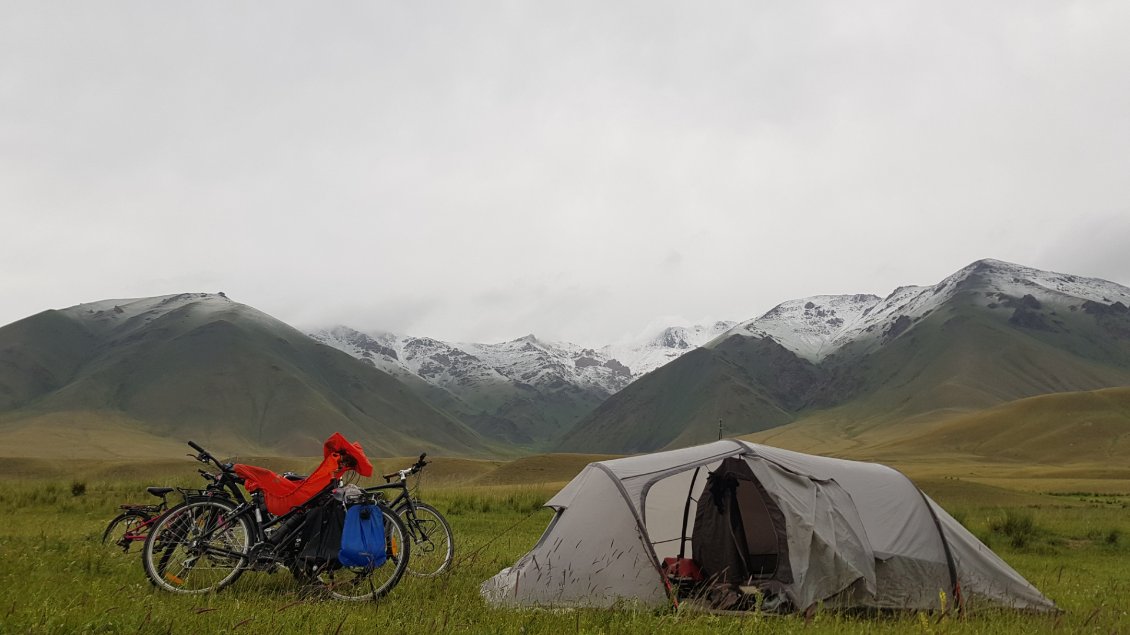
top-left (3, 2), bottom-right (1129, 344)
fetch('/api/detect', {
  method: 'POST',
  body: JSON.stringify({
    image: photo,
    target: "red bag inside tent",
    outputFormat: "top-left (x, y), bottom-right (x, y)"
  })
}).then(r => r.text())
top-left (234, 432), bottom-right (373, 516)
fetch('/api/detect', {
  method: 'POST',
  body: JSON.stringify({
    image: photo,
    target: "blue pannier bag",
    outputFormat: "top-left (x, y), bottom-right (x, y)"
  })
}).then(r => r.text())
top-left (339, 504), bottom-right (387, 568)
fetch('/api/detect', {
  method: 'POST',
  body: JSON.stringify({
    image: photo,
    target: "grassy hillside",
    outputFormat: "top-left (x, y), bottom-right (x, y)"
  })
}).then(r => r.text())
top-left (557, 342), bottom-right (805, 453)
top-left (817, 295), bottom-right (1130, 419)
top-left (875, 386), bottom-right (1130, 464)
top-left (470, 452), bottom-right (617, 485)
top-left (0, 309), bottom-right (99, 411)
top-left (0, 295), bottom-right (500, 458)
top-left (745, 387), bottom-right (1130, 477)
top-left (563, 283), bottom-right (1130, 455)
top-left (470, 382), bottom-right (611, 449)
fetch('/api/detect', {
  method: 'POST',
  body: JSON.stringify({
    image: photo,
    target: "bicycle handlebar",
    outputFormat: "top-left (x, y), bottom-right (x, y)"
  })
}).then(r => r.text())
top-left (186, 440), bottom-right (233, 473)
top-left (382, 452), bottom-right (429, 482)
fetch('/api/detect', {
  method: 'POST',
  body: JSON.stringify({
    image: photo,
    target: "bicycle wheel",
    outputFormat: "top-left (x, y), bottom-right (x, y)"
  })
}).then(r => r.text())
top-left (102, 511), bottom-right (151, 553)
top-left (319, 506), bottom-right (410, 601)
top-left (398, 501), bottom-right (454, 577)
top-left (141, 499), bottom-right (250, 594)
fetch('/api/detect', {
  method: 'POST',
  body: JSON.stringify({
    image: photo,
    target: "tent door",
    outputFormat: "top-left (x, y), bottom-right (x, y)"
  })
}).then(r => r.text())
top-left (692, 457), bottom-right (787, 585)
top-left (735, 478), bottom-right (778, 578)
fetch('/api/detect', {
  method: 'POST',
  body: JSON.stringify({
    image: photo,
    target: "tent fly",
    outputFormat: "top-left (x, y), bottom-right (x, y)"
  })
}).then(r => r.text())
top-left (481, 440), bottom-right (1056, 614)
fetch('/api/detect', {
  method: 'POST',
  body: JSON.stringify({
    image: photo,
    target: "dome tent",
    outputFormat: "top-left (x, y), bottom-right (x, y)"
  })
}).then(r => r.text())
top-left (481, 440), bottom-right (1055, 613)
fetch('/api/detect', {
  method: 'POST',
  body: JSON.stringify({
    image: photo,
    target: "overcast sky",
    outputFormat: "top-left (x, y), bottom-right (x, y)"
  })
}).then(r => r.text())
top-left (3, 2), bottom-right (1129, 346)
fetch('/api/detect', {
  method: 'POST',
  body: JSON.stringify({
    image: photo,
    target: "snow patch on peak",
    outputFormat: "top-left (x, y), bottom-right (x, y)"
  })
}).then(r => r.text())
top-left (65, 292), bottom-right (234, 320)
top-left (654, 326), bottom-right (697, 350)
top-left (713, 259), bottom-right (1130, 364)
top-left (309, 319), bottom-right (736, 398)
top-left (720, 294), bottom-right (881, 362)
top-left (947, 259), bottom-right (1130, 306)
top-left (310, 325), bottom-right (403, 373)
top-left (603, 321), bottom-right (737, 377)
top-left (62, 292), bottom-right (240, 336)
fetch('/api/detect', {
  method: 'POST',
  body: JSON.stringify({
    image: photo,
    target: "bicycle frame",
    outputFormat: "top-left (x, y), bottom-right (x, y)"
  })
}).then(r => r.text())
top-left (363, 470), bottom-right (429, 542)
top-left (108, 478), bottom-right (232, 551)
top-left (108, 513), bottom-right (163, 550)
top-left (185, 485), bottom-right (334, 566)
top-left (365, 481), bottom-right (414, 511)
top-left (363, 456), bottom-right (429, 542)
top-left (363, 453), bottom-right (428, 511)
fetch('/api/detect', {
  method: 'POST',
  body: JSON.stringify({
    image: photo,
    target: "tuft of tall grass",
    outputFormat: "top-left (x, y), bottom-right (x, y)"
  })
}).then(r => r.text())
top-left (444, 488), bottom-right (547, 516)
top-left (989, 510), bottom-right (1040, 549)
top-left (948, 509), bottom-right (969, 529)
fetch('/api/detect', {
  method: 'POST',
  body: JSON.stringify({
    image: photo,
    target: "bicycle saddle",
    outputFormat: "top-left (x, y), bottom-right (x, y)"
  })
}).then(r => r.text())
top-left (147, 487), bottom-right (175, 497)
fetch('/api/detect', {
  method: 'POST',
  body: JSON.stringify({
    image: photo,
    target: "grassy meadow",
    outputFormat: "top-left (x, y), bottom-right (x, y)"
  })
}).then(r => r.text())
top-left (1, 457), bottom-right (1129, 634)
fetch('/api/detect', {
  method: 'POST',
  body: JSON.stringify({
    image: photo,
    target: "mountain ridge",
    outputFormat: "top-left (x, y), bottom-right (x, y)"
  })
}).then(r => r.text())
top-left (559, 259), bottom-right (1130, 453)
top-left (4, 258), bottom-right (1129, 462)
top-left (0, 293), bottom-right (496, 457)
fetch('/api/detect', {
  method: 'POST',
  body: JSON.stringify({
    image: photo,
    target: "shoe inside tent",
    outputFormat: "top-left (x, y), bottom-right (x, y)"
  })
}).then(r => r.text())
top-left (481, 440), bottom-right (1056, 614)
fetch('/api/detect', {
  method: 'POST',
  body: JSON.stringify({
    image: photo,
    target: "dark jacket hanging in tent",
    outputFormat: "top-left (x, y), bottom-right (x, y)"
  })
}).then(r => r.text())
top-left (692, 457), bottom-right (792, 586)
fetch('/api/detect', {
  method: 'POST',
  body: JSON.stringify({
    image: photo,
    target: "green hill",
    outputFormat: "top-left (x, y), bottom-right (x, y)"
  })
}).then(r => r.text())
top-left (560, 261), bottom-right (1130, 455)
top-left (0, 294), bottom-right (498, 458)
top-left (870, 386), bottom-right (1130, 464)
top-left (556, 338), bottom-right (811, 453)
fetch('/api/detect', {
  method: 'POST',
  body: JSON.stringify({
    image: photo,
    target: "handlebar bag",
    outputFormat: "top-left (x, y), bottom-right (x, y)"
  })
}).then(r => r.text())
top-left (339, 504), bottom-right (386, 569)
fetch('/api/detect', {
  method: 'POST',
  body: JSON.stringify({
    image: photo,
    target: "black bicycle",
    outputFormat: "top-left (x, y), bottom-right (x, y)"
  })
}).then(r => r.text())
top-left (141, 441), bottom-right (410, 601)
top-left (366, 453), bottom-right (454, 577)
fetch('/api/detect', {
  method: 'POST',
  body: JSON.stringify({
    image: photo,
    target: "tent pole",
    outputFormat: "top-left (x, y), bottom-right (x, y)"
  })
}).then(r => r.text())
top-left (678, 467), bottom-right (701, 559)
top-left (913, 487), bottom-right (964, 615)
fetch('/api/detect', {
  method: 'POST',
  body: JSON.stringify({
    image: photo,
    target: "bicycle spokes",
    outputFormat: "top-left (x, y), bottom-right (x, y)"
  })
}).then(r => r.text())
top-left (144, 501), bottom-right (250, 594)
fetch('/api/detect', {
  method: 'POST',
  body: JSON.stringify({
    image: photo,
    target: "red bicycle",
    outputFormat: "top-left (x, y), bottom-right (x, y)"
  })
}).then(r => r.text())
top-left (102, 472), bottom-right (231, 553)
top-left (102, 487), bottom-right (173, 553)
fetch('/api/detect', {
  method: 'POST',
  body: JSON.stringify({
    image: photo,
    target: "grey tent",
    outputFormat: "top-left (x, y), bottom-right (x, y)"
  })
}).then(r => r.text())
top-left (481, 440), bottom-right (1056, 613)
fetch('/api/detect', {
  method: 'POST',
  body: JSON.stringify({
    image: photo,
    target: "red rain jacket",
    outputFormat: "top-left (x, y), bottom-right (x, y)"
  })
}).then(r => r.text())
top-left (234, 432), bottom-right (373, 516)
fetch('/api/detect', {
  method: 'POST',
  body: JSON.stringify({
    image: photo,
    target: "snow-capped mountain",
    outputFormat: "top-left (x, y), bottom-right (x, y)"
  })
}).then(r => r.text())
top-left (721, 295), bottom-right (880, 362)
top-left (12, 258), bottom-right (1127, 458)
top-left (308, 320), bottom-right (735, 447)
top-left (603, 322), bottom-right (737, 377)
top-left (714, 259), bottom-right (1130, 362)
top-left (310, 321), bottom-right (737, 396)
top-left (563, 258), bottom-right (1130, 454)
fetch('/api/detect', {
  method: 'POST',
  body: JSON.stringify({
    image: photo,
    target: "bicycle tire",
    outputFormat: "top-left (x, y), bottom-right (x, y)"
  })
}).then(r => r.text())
top-left (397, 501), bottom-right (454, 577)
top-left (318, 505), bottom-right (410, 601)
top-left (141, 498), bottom-right (250, 594)
top-left (102, 510), bottom-right (151, 553)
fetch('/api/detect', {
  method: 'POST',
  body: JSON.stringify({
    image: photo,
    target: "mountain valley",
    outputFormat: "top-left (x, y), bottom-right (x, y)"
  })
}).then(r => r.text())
top-left (307, 322), bottom-right (735, 447)
top-left (2, 259), bottom-right (1129, 465)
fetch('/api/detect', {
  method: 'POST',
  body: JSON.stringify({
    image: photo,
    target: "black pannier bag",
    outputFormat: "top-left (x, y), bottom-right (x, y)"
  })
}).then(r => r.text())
top-left (297, 497), bottom-right (346, 569)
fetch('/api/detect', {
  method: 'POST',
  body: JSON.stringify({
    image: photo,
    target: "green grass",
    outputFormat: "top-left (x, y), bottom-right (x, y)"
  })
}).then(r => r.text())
top-left (2, 475), bottom-right (1130, 634)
